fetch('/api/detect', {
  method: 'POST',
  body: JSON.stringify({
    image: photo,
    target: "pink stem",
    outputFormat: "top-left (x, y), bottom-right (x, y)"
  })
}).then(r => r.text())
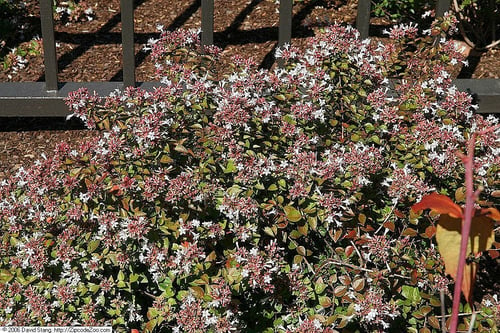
top-left (449, 133), bottom-right (476, 333)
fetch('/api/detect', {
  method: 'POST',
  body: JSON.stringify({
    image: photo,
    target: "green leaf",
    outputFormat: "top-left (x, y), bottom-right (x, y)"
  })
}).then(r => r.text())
top-left (130, 273), bottom-right (140, 283)
top-left (315, 277), bottom-right (327, 294)
top-left (87, 239), bottom-right (100, 253)
top-left (268, 183), bottom-right (278, 191)
top-left (0, 269), bottom-right (13, 284)
top-left (89, 283), bottom-right (100, 293)
top-left (275, 94), bottom-right (286, 101)
top-left (284, 205), bottom-right (301, 222)
top-left (402, 285), bottom-right (421, 304)
top-left (371, 135), bottom-right (381, 144)
top-left (224, 159), bottom-right (237, 173)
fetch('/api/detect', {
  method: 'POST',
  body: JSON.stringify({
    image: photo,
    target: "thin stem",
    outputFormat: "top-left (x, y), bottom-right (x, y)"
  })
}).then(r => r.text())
top-left (449, 133), bottom-right (477, 333)
top-left (467, 311), bottom-right (476, 333)
top-left (441, 289), bottom-right (447, 333)
top-left (321, 259), bottom-right (412, 280)
top-left (350, 240), bottom-right (365, 267)
top-left (436, 312), bottom-right (477, 319)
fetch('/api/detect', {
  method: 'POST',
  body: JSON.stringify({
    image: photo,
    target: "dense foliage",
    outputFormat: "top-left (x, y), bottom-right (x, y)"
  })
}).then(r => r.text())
top-left (1, 16), bottom-right (499, 332)
top-left (371, 0), bottom-right (436, 22)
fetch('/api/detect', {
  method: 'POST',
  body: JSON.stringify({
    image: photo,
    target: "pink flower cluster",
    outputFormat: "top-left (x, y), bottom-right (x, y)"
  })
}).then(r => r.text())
top-left (353, 290), bottom-right (400, 330)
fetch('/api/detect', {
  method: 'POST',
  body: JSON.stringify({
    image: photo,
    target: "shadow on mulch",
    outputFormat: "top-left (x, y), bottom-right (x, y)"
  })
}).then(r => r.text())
top-left (0, 117), bottom-right (87, 132)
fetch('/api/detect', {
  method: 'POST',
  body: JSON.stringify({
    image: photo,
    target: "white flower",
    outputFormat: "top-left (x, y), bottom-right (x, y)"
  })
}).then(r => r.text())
top-left (366, 308), bottom-right (378, 322)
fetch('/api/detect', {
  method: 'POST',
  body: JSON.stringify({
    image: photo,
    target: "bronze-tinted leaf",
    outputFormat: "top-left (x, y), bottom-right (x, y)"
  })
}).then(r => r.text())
top-left (383, 220), bottom-right (395, 232)
top-left (297, 223), bottom-right (308, 236)
top-left (319, 296), bottom-right (332, 308)
top-left (402, 228), bottom-right (418, 237)
top-left (352, 278), bottom-right (365, 292)
top-left (424, 225), bottom-right (436, 238)
top-left (339, 275), bottom-right (351, 286)
top-left (345, 245), bottom-right (354, 258)
top-left (334, 285), bottom-right (348, 297)
top-left (428, 316), bottom-right (440, 329)
top-left (411, 192), bottom-right (463, 219)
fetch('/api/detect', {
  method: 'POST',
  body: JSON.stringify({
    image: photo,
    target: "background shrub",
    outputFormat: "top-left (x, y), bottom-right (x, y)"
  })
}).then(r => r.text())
top-left (0, 18), bottom-right (498, 332)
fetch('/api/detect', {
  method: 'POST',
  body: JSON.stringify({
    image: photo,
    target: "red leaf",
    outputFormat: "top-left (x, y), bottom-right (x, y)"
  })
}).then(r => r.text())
top-left (424, 225), bottom-right (436, 238)
top-left (344, 229), bottom-right (358, 239)
top-left (394, 209), bottom-right (405, 218)
top-left (480, 207), bottom-right (500, 222)
top-left (383, 220), bottom-right (395, 232)
top-left (345, 245), bottom-right (354, 257)
top-left (488, 249), bottom-right (499, 259)
top-left (411, 192), bottom-right (463, 219)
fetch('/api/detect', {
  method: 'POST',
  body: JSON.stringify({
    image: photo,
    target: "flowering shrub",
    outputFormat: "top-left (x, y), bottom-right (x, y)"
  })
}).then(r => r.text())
top-left (53, 0), bottom-right (95, 24)
top-left (0, 17), bottom-right (499, 332)
top-left (0, 0), bottom-right (39, 75)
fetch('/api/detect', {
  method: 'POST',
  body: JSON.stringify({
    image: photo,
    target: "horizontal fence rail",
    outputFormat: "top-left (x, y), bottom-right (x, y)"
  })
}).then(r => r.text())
top-left (0, 0), bottom-right (498, 117)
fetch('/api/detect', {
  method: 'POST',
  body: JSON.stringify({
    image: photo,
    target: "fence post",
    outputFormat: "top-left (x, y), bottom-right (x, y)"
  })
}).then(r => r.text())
top-left (121, 0), bottom-right (136, 87)
top-left (356, 0), bottom-right (371, 39)
top-left (39, 0), bottom-right (58, 92)
top-left (201, 0), bottom-right (214, 47)
top-left (277, 0), bottom-right (292, 67)
top-left (436, 0), bottom-right (451, 17)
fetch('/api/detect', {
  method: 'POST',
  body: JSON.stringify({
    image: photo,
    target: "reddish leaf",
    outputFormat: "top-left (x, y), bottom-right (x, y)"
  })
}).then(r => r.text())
top-left (488, 249), bottom-right (499, 259)
top-left (344, 229), bottom-right (358, 239)
top-left (411, 192), bottom-right (463, 219)
top-left (394, 209), bottom-right (405, 218)
top-left (402, 228), bottom-right (418, 237)
top-left (480, 207), bottom-right (500, 222)
top-left (411, 269), bottom-right (418, 285)
top-left (428, 316), bottom-right (440, 329)
top-left (352, 278), bottom-right (365, 292)
top-left (345, 245), bottom-right (354, 257)
top-left (361, 225), bottom-right (375, 232)
top-left (331, 229), bottom-right (343, 242)
top-left (424, 225), bottom-right (436, 238)
top-left (334, 285), bottom-right (348, 297)
top-left (383, 220), bottom-right (395, 232)
top-left (277, 221), bottom-right (288, 229)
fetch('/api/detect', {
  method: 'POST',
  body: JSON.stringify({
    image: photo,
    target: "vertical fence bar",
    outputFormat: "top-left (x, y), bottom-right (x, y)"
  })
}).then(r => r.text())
top-left (278, 0), bottom-right (292, 47)
top-left (121, 0), bottom-right (135, 87)
top-left (436, 0), bottom-right (451, 17)
top-left (39, 0), bottom-right (58, 92)
top-left (201, 0), bottom-right (214, 46)
top-left (356, 0), bottom-right (371, 39)
top-left (277, 0), bottom-right (292, 67)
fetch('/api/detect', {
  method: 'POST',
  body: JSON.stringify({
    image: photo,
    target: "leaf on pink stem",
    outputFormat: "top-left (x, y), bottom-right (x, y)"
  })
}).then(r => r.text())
top-left (436, 214), bottom-right (495, 304)
top-left (480, 207), bottom-right (500, 223)
top-left (411, 192), bottom-right (463, 219)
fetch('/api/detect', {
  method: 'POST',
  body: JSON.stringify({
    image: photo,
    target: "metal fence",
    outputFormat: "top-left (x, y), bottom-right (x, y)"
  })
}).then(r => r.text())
top-left (0, 0), bottom-right (498, 116)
